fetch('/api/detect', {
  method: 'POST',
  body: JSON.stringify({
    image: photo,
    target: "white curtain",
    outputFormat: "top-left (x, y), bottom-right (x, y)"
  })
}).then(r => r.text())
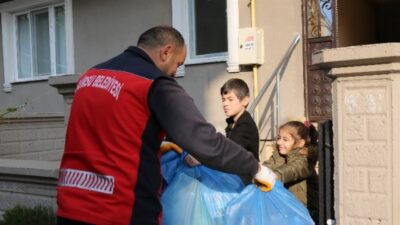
top-left (32, 9), bottom-right (51, 76)
top-left (17, 14), bottom-right (32, 79)
top-left (16, 6), bottom-right (66, 78)
top-left (55, 6), bottom-right (66, 74)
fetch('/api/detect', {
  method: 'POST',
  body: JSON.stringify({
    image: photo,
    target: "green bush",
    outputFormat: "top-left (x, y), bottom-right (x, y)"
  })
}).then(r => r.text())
top-left (0, 205), bottom-right (56, 225)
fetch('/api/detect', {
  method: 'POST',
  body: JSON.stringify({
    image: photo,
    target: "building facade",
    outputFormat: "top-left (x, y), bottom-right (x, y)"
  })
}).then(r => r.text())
top-left (0, 0), bottom-right (399, 224)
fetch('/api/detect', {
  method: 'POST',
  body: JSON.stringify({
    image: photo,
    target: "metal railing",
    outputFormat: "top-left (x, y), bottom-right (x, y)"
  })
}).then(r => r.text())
top-left (248, 33), bottom-right (301, 151)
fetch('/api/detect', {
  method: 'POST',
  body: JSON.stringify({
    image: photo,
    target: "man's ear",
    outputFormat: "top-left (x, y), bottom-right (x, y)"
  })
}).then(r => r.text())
top-left (160, 45), bottom-right (173, 62)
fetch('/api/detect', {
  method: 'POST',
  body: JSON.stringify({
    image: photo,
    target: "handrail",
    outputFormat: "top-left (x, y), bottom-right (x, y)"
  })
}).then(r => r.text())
top-left (248, 33), bottom-right (301, 115)
top-left (250, 33), bottom-right (301, 152)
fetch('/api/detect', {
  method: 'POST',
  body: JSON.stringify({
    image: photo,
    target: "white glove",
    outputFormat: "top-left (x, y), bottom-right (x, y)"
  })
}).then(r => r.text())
top-left (184, 154), bottom-right (201, 167)
top-left (254, 164), bottom-right (277, 192)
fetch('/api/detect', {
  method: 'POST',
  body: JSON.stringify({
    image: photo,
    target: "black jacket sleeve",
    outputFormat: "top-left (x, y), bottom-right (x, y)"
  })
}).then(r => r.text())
top-left (148, 77), bottom-right (259, 177)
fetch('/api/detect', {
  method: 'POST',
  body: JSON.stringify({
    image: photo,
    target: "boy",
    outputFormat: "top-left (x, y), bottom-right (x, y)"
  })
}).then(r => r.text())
top-left (185, 78), bottom-right (260, 184)
top-left (221, 78), bottom-right (260, 184)
top-left (221, 78), bottom-right (259, 159)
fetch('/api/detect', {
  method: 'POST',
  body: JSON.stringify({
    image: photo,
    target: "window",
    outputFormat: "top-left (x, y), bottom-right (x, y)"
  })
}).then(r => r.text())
top-left (306, 0), bottom-right (333, 38)
top-left (189, 0), bottom-right (227, 59)
top-left (1, 0), bottom-right (73, 92)
top-left (172, 0), bottom-right (239, 75)
top-left (173, 0), bottom-right (228, 65)
top-left (16, 5), bottom-right (66, 79)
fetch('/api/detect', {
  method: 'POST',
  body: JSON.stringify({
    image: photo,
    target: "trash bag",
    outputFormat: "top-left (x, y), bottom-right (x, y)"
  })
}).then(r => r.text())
top-left (161, 162), bottom-right (244, 225)
top-left (160, 150), bottom-right (182, 184)
top-left (224, 181), bottom-right (315, 225)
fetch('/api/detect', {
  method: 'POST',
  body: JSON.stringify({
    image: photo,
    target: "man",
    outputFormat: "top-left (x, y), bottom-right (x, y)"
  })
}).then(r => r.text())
top-left (56, 25), bottom-right (275, 225)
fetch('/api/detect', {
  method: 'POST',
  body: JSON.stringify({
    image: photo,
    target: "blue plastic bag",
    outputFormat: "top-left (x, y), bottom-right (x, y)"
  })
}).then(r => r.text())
top-left (161, 161), bottom-right (244, 225)
top-left (160, 150), bottom-right (182, 184)
top-left (224, 182), bottom-right (315, 225)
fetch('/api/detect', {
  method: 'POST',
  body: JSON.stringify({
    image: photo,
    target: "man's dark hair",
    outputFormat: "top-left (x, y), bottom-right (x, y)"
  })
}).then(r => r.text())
top-left (220, 78), bottom-right (250, 101)
top-left (137, 25), bottom-right (185, 50)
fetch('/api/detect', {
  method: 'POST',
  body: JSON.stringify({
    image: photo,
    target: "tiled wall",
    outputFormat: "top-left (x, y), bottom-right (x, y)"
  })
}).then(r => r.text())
top-left (0, 114), bottom-right (65, 161)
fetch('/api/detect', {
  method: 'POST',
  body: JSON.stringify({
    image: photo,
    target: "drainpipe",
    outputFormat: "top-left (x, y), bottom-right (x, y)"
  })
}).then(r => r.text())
top-left (250, 0), bottom-right (259, 125)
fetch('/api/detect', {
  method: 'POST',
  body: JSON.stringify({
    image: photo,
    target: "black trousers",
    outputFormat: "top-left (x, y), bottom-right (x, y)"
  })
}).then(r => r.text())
top-left (57, 217), bottom-right (92, 225)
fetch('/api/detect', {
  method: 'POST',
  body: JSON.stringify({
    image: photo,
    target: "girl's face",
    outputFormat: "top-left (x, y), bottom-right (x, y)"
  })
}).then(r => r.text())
top-left (221, 90), bottom-right (249, 121)
top-left (276, 127), bottom-right (304, 155)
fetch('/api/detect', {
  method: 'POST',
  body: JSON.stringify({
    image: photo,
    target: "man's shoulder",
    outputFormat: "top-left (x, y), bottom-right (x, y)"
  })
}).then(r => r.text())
top-left (93, 46), bottom-right (167, 80)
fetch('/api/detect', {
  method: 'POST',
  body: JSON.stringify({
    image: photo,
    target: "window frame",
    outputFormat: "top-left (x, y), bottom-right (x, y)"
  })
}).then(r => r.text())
top-left (0, 0), bottom-right (74, 92)
top-left (172, 0), bottom-right (240, 75)
top-left (14, 5), bottom-right (63, 80)
top-left (174, 0), bottom-right (228, 65)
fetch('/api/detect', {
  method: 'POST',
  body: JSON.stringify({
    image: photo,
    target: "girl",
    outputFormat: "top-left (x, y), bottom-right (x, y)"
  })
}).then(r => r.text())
top-left (263, 121), bottom-right (319, 223)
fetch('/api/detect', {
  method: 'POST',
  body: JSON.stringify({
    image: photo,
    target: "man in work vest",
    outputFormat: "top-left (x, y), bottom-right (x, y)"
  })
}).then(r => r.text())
top-left (56, 25), bottom-right (276, 225)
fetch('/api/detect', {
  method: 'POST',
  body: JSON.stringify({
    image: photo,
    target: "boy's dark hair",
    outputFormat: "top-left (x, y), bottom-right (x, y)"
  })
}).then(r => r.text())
top-left (137, 25), bottom-right (185, 50)
top-left (220, 78), bottom-right (250, 101)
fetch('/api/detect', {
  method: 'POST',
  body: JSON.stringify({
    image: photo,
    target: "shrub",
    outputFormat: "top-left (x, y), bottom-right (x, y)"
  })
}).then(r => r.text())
top-left (0, 205), bottom-right (56, 225)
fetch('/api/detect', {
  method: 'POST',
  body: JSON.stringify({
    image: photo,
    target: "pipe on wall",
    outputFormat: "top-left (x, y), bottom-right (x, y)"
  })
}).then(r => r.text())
top-left (250, 0), bottom-right (260, 125)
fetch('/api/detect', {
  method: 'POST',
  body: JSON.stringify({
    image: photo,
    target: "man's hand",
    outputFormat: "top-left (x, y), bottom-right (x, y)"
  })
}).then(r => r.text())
top-left (184, 154), bottom-right (201, 167)
top-left (254, 164), bottom-right (277, 192)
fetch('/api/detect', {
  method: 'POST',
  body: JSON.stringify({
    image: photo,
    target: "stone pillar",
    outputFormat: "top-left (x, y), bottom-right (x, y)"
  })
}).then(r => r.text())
top-left (313, 43), bottom-right (400, 225)
top-left (48, 74), bottom-right (80, 125)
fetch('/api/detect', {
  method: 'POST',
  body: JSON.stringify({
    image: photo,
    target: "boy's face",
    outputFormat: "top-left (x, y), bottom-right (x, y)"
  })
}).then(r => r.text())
top-left (221, 90), bottom-right (249, 120)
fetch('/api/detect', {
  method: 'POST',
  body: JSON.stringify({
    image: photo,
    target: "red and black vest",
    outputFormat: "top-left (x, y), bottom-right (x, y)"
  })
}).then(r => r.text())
top-left (57, 47), bottom-right (167, 225)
